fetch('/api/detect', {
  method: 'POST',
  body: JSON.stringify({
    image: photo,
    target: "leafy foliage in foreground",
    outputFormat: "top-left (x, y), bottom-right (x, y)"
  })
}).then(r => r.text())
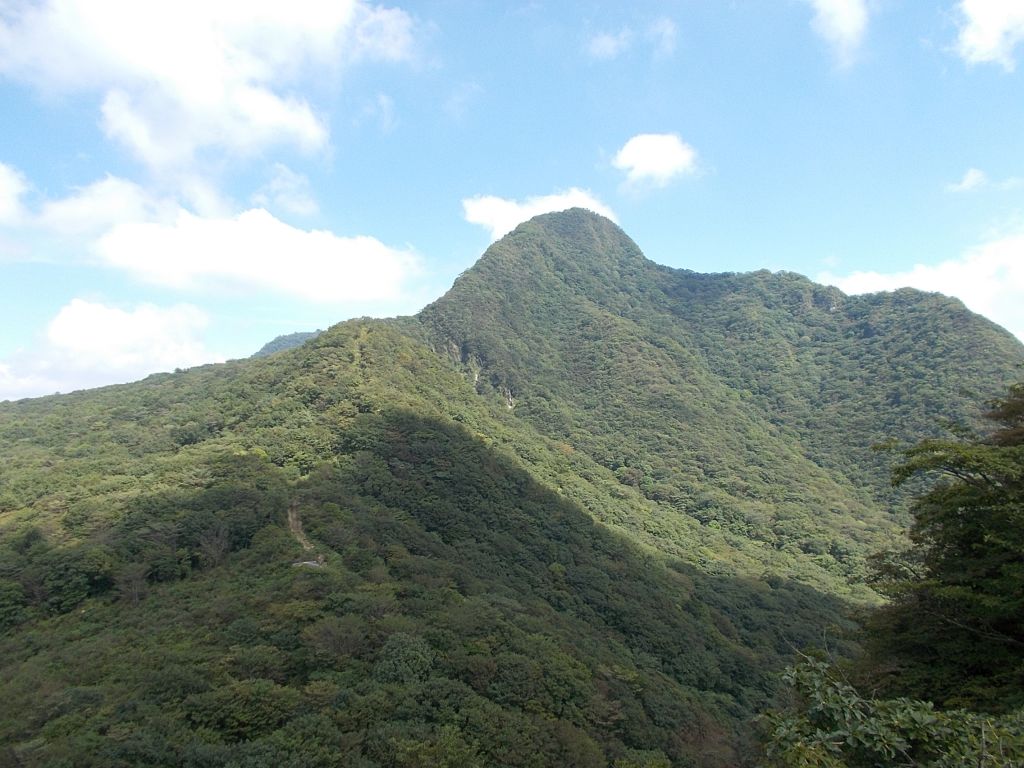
top-left (761, 660), bottom-right (1024, 768)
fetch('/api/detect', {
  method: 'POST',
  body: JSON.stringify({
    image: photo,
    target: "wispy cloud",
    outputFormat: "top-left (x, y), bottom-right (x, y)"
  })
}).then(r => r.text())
top-left (252, 164), bottom-right (319, 217)
top-left (647, 17), bottom-right (677, 58)
top-left (586, 17), bottom-right (677, 61)
top-left (947, 167), bottom-right (988, 192)
top-left (462, 188), bottom-right (616, 241)
top-left (945, 167), bottom-right (1024, 193)
top-left (444, 81), bottom-right (484, 121)
top-left (0, 162), bottom-right (29, 225)
top-left (358, 92), bottom-right (397, 132)
top-left (587, 28), bottom-right (633, 60)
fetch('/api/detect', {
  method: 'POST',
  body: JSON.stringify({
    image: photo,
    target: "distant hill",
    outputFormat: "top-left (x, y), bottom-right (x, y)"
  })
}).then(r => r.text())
top-left (252, 330), bottom-right (322, 357)
top-left (1, 209), bottom-right (1020, 767)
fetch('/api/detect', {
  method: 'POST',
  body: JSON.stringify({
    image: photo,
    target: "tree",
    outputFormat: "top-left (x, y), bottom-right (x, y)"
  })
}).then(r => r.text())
top-left (864, 381), bottom-right (1024, 711)
top-left (761, 383), bottom-right (1024, 766)
top-left (115, 562), bottom-right (149, 606)
top-left (0, 579), bottom-right (27, 631)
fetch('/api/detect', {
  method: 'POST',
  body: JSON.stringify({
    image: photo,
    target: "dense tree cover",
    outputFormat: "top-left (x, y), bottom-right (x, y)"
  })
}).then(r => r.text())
top-left (859, 381), bottom-right (1024, 711)
top-left (0, 324), bottom-right (852, 766)
top-left (1, 209), bottom-right (1022, 765)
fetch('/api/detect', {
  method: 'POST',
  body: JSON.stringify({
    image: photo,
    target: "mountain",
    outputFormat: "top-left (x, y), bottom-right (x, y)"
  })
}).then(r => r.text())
top-left (420, 209), bottom-right (1021, 588)
top-left (1, 209), bottom-right (1021, 767)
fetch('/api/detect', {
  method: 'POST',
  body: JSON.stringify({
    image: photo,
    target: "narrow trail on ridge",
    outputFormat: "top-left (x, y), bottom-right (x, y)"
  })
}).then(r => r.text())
top-left (287, 502), bottom-right (314, 552)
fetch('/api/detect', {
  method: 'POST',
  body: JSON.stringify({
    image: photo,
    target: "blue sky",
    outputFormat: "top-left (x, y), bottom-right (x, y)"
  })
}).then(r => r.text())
top-left (1, 0), bottom-right (1023, 400)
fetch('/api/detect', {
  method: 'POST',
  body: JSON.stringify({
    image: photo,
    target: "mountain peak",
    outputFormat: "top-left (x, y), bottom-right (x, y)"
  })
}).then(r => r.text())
top-left (420, 207), bottom-right (652, 342)
top-left (465, 207), bottom-right (649, 289)
top-left (512, 205), bottom-right (621, 235)
top-left (502, 207), bottom-right (642, 264)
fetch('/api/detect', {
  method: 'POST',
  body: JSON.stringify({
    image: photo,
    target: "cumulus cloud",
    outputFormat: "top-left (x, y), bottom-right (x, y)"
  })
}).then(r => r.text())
top-left (0, 162), bottom-right (29, 225)
top-left (251, 164), bottom-right (319, 217)
top-left (0, 0), bottom-right (416, 170)
top-left (804, 0), bottom-right (868, 65)
top-left (955, 0), bottom-right (1024, 70)
top-left (0, 299), bottom-right (218, 401)
top-left (462, 188), bottom-right (617, 241)
top-left (947, 167), bottom-right (988, 193)
top-left (613, 133), bottom-right (698, 187)
top-left (818, 233), bottom-right (1024, 342)
top-left (95, 207), bottom-right (420, 303)
top-left (587, 28), bottom-right (633, 60)
top-left (0, 162), bottom-right (415, 304)
top-left (47, 299), bottom-right (212, 370)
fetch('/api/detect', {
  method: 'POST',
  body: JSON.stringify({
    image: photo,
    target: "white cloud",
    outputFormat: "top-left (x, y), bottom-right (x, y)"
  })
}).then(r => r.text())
top-left (95, 207), bottom-right (420, 303)
top-left (0, 0), bottom-right (416, 170)
top-left (944, 167), bottom-right (1024, 193)
top-left (0, 362), bottom-right (58, 402)
top-left (0, 165), bottom-right (415, 305)
top-left (818, 233), bottom-right (1024, 341)
top-left (804, 0), bottom-right (868, 65)
top-left (587, 19), bottom-right (677, 60)
top-left (0, 299), bottom-right (218, 401)
top-left (647, 17), bottom-right (677, 58)
top-left (252, 164), bottom-right (319, 217)
top-left (955, 0), bottom-right (1024, 70)
top-left (175, 175), bottom-right (235, 218)
top-left (36, 175), bottom-right (172, 235)
top-left (587, 28), bottom-right (633, 60)
top-left (947, 167), bottom-right (988, 192)
top-left (613, 133), bottom-right (698, 187)
top-left (47, 299), bottom-right (212, 370)
top-left (0, 162), bottom-right (29, 224)
top-left (462, 188), bottom-right (617, 241)
top-left (349, 6), bottom-right (416, 63)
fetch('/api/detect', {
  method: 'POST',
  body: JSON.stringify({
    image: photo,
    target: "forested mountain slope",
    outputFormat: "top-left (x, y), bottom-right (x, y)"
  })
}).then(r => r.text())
top-left (0, 209), bottom-right (1021, 767)
top-left (419, 209), bottom-right (1022, 588)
